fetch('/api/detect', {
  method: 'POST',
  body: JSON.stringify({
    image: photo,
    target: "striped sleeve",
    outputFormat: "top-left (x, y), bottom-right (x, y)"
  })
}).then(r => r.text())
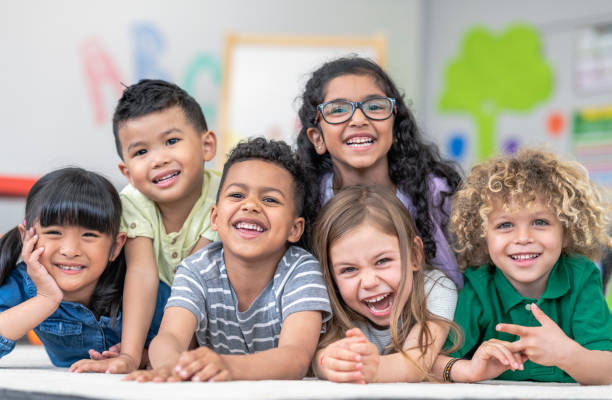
top-left (279, 250), bottom-right (331, 323)
top-left (166, 259), bottom-right (207, 330)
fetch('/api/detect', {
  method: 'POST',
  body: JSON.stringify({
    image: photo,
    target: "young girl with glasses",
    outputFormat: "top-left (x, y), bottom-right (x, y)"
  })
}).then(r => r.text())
top-left (312, 186), bottom-right (459, 383)
top-left (0, 168), bottom-right (168, 369)
top-left (296, 56), bottom-right (463, 287)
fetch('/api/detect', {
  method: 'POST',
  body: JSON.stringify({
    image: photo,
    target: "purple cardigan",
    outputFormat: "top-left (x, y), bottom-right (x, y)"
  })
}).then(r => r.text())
top-left (319, 173), bottom-right (463, 288)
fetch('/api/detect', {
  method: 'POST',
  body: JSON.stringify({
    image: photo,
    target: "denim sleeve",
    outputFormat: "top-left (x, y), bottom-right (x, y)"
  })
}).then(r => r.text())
top-left (0, 268), bottom-right (29, 358)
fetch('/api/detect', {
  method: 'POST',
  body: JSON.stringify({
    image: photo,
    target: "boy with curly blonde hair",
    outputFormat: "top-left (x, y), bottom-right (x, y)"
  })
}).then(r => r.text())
top-left (434, 149), bottom-right (612, 384)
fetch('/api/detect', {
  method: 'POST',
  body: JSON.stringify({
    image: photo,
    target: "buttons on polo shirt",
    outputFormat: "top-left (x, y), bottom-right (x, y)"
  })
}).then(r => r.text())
top-left (525, 303), bottom-right (532, 311)
top-left (172, 251), bottom-right (178, 259)
top-left (130, 223), bottom-right (136, 229)
top-left (171, 238), bottom-right (177, 245)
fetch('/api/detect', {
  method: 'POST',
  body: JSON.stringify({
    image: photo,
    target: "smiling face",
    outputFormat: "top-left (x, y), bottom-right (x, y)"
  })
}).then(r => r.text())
top-left (307, 74), bottom-right (394, 182)
top-left (210, 160), bottom-right (305, 267)
top-left (485, 198), bottom-right (565, 299)
top-left (329, 222), bottom-right (419, 328)
top-left (117, 106), bottom-right (216, 209)
top-left (32, 223), bottom-right (125, 304)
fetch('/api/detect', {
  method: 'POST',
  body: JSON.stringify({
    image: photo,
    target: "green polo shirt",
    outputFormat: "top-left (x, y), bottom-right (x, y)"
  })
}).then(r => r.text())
top-left (451, 254), bottom-right (612, 382)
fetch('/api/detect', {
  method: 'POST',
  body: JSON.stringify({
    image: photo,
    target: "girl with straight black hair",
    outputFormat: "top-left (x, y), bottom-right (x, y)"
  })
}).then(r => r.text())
top-left (0, 167), bottom-right (168, 368)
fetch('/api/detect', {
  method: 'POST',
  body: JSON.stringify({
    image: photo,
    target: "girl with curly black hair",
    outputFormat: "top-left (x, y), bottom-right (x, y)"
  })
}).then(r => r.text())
top-left (296, 56), bottom-right (463, 286)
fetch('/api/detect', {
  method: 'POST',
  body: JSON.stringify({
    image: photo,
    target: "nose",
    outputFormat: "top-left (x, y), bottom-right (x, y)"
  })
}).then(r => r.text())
top-left (241, 196), bottom-right (261, 213)
top-left (514, 224), bottom-right (533, 245)
top-left (348, 106), bottom-right (369, 126)
top-left (152, 148), bottom-right (170, 168)
top-left (60, 236), bottom-right (81, 258)
top-left (361, 268), bottom-right (379, 289)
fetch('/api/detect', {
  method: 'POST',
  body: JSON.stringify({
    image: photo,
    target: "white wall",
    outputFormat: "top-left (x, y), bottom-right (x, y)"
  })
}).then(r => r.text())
top-left (0, 0), bottom-right (422, 232)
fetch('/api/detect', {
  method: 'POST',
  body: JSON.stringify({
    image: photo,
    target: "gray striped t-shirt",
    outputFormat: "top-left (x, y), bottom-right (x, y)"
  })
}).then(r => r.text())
top-left (166, 241), bottom-right (332, 354)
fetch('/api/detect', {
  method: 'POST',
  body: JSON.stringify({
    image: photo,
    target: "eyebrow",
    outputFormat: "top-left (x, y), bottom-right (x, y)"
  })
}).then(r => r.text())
top-left (325, 94), bottom-right (387, 103)
top-left (224, 183), bottom-right (286, 198)
top-left (126, 128), bottom-right (183, 152)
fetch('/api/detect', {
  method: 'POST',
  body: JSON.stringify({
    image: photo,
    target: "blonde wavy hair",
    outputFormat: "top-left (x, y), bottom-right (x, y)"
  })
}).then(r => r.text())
top-left (451, 149), bottom-right (612, 269)
top-left (313, 185), bottom-right (459, 377)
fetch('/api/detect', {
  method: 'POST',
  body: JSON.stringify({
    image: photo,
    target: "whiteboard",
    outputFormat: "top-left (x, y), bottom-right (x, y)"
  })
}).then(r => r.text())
top-left (219, 34), bottom-right (386, 160)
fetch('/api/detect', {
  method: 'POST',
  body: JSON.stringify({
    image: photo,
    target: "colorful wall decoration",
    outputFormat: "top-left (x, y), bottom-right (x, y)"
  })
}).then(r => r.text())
top-left (438, 24), bottom-right (554, 160)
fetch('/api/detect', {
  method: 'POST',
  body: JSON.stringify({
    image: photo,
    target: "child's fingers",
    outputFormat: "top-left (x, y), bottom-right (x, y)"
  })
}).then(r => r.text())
top-left (325, 368), bottom-right (364, 383)
top-left (529, 303), bottom-right (555, 327)
top-left (101, 350), bottom-right (120, 358)
top-left (175, 358), bottom-right (206, 380)
top-left (191, 363), bottom-right (223, 382)
top-left (496, 323), bottom-right (530, 337)
top-left (88, 349), bottom-right (103, 360)
top-left (345, 328), bottom-right (367, 339)
top-left (348, 342), bottom-right (376, 356)
top-left (70, 359), bottom-right (110, 373)
top-left (323, 356), bottom-right (362, 373)
top-left (326, 346), bottom-right (362, 362)
top-left (209, 369), bottom-right (230, 382)
top-left (482, 340), bottom-right (521, 370)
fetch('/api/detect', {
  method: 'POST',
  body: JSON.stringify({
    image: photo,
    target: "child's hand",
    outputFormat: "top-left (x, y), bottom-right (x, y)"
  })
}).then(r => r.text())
top-left (124, 364), bottom-right (182, 382)
top-left (318, 335), bottom-right (367, 383)
top-left (21, 228), bottom-right (62, 303)
top-left (174, 347), bottom-right (232, 382)
top-left (88, 343), bottom-right (121, 360)
top-left (465, 338), bottom-right (527, 382)
top-left (496, 303), bottom-right (575, 367)
top-left (70, 353), bottom-right (139, 374)
top-left (345, 328), bottom-right (380, 383)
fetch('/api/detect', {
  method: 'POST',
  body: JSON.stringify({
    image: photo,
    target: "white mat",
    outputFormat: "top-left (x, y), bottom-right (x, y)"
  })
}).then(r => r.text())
top-left (1, 345), bottom-right (611, 400)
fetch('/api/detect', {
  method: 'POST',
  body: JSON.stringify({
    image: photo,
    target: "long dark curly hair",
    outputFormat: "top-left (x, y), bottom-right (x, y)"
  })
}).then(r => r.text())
top-left (296, 56), bottom-right (461, 260)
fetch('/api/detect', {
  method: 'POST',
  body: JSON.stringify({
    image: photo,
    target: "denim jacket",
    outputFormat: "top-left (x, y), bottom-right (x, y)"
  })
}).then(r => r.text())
top-left (0, 262), bottom-right (169, 367)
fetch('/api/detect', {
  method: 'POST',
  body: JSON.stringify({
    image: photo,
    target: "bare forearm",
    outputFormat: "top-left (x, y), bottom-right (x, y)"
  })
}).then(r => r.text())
top-left (121, 265), bottom-right (158, 364)
top-left (148, 332), bottom-right (187, 369)
top-left (374, 352), bottom-right (429, 382)
top-left (222, 345), bottom-right (312, 380)
top-left (0, 296), bottom-right (59, 340)
top-left (559, 343), bottom-right (612, 385)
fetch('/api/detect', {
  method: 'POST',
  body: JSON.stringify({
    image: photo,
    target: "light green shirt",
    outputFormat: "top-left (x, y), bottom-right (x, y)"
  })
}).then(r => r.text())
top-left (451, 254), bottom-right (612, 383)
top-left (120, 169), bottom-right (221, 287)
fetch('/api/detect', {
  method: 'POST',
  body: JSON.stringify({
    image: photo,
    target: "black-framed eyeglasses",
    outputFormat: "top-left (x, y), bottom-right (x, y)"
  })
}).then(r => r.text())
top-left (315, 97), bottom-right (396, 125)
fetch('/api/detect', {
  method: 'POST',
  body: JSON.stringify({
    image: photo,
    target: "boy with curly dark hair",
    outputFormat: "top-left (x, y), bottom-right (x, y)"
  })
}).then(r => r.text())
top-left (126, 137), bottom-right (331, 382)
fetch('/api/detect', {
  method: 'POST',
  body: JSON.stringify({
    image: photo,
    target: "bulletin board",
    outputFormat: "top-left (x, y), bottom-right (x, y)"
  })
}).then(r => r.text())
top-left (218, 34), bottom-right (387, 163)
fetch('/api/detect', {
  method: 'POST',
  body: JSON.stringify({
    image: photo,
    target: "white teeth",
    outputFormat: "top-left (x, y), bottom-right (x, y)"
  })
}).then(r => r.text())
top-left (235, 222), bottom-right (264, 232)
top-left (154, 171), bottom-right (179, 183)
top-left (510, 253), bottom-right (539, 260)
top-left (347, 137), bottom-right (374, 146)
top-left (364, 293), bottom-right (389, 303)
top-left (57, 265), bottom-right (84, 271)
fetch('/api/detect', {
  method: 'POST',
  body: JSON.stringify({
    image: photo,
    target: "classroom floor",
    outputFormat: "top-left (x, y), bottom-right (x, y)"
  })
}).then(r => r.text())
top-left (1, 344), bottom-right (612, 400)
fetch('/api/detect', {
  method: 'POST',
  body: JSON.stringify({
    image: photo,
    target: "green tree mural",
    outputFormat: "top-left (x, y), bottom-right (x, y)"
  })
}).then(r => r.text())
top-left (439, 24), bottom-right (553, 160)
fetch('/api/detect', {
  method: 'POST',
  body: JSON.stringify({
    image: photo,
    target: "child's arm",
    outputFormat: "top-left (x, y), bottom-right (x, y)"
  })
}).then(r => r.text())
top-left (432, 339), bottom-right (526, 383)
top-left (124, 306), bottom-right (197, 382)
top-left (497, 303), bottom-right (612, 385)
top-left (0, 229), bottom-right (62, 342)
top-left (71, 237), bottom-right (159, 373)
top-left (368, 319), bottom-right (450, 382)
top-left (174, 311), bottom-right (322, 381)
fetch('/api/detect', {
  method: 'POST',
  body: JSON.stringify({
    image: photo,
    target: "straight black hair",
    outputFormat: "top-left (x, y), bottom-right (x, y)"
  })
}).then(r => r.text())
top-left (0, 167), bottom-right (125, 320)
top-left (112, 79), bottom-right (208, 159)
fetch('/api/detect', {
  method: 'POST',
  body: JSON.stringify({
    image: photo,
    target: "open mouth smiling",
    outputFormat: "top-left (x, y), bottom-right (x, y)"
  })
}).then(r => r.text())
top-left (345, 136), bottom-right (375, 148)
top-left (153, 171), bottom-right (180, 184)
top-left (362, 292), bottom-right (394, 314)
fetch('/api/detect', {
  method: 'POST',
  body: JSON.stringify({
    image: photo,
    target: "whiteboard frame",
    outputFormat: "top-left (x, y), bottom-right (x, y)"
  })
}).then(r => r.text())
top-left (219, 33), bottom-right (387, 162)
